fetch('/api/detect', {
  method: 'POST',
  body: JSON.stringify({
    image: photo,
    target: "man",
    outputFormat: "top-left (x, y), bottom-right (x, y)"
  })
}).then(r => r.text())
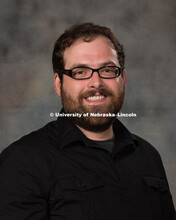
top-left (0, 23), bottom-right (175, 220)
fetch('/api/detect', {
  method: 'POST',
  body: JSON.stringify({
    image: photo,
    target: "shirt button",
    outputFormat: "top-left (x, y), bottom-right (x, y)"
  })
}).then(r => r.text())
top-left (123, 186), bottom-right (128, 191)
top-left (80, 182), bottom-right (87, 190)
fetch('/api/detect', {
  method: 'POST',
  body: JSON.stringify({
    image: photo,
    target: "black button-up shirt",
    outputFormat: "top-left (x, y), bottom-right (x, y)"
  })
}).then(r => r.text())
top-left (0, 117), bottom-right (175, 220)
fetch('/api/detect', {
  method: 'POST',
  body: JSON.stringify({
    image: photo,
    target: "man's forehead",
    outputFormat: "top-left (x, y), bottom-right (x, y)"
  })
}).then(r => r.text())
top-left (70, 35), bottom-right (114, 48)
top-left (63, 36), bottom-right (117, 65)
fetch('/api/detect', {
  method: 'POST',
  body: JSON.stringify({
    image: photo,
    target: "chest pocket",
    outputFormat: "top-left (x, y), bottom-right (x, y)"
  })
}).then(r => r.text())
top-left (59, 172), bottom-right (104, 191)
top-left (143, 176), bottom-right (175, 220)
top-left (50, 172), bottom-right (104, 220)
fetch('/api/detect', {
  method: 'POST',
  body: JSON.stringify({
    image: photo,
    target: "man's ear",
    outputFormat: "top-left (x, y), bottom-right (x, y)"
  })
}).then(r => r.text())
top-left (54, 73), bottom-right (61, 97)
top-left (122, 69), bottom-right (127, 87)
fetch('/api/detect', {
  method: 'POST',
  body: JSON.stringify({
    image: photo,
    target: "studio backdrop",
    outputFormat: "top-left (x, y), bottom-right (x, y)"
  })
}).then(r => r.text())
top-left (0, 0), bottom-right (176, 206)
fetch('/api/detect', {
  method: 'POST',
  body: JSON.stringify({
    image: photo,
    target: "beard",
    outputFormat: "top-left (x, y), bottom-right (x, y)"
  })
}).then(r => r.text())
top-left (60, 84), bottom-right (125, 132)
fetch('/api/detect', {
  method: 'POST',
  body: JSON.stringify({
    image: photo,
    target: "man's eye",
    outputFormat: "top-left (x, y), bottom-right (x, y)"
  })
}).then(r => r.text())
top-left (76, 70), bottom-right (85, 74)
top-left (104, 68), bottom-right (113, 72)
top-left (73, 68), bottom-right (88, 74)
top-left (103, 67), bottom-right (115, 73)
top-left (72, 68), bottom-right (89, 78)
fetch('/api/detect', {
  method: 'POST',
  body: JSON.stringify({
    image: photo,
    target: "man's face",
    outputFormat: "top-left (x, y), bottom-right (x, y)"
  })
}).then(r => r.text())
top-left (54, 36), bottom-right (126, 132)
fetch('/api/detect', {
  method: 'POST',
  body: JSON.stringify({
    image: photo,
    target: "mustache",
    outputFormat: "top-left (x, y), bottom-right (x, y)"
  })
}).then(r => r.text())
top-left (80, 88), bottom-right (113, 98)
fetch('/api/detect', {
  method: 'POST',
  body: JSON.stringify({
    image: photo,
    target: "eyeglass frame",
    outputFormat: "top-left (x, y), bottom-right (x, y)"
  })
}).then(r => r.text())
top-left (57, 65), bottom-right (125, 80)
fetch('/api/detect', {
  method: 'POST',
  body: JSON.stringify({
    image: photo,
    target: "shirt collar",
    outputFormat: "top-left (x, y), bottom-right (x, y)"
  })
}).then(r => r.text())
top-left (112, 119), bottom-right (137, 155)
top-left (56, 109), bottom-right (138, 154)
top-left (56, 117), bottom-right (85, 148)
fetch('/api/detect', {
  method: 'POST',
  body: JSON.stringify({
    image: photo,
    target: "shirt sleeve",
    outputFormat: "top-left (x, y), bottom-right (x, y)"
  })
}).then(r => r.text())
top-left (0, 143), bottom-right (50, 220)
top-left (140, 136), bottom-right (176, 219)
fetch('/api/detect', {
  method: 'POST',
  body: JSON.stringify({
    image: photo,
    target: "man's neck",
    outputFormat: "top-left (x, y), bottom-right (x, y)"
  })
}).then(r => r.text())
top-left (77, 125), bottom-right (114, 141)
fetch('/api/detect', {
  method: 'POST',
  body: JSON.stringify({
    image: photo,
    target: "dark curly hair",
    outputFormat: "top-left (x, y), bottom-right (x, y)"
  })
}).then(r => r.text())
top-left (52, 23), bottom-right (125, 80)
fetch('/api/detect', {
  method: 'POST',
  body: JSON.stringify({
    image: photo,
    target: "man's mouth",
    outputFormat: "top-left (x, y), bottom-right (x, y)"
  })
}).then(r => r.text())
top-left (86, 95), bottom-right (105, 101)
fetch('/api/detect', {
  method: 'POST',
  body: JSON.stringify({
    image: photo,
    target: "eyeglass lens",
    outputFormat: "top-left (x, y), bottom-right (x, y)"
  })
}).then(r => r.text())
top-left (71, 66), bottom-right (119, 79)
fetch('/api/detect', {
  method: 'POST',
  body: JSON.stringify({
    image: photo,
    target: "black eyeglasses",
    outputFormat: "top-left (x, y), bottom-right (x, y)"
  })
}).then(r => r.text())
top-left (57, 66), bottom-right (124, 80)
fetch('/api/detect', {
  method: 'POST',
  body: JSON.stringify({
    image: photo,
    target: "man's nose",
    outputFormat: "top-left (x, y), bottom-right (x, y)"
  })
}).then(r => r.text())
top-left (87, 71), bottom-right (104, 89)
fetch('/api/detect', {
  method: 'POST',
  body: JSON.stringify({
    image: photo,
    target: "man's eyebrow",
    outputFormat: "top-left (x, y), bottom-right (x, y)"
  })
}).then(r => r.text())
top-left (68, 62), bottom-right (117, 69)
top-left (100, 62), bottom-right (116, 66)
top-left (69, 64), bottom-right (90, 69)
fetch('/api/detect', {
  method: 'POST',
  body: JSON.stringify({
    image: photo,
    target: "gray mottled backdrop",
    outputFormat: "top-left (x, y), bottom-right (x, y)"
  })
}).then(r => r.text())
top-left (0, 0), bottom-right (176, 205)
